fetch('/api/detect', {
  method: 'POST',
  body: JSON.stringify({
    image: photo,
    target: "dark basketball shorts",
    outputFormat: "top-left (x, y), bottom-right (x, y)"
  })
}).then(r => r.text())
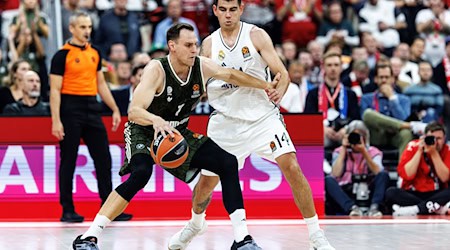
top-left (119, 121), bottom-right (209, 183)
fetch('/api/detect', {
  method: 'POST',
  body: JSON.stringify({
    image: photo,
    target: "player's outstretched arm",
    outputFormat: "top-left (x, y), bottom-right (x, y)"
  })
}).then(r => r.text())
top-left (200, 56), bottom-right (280, 90)
top-left (128, 60), bottom-right (177, 138)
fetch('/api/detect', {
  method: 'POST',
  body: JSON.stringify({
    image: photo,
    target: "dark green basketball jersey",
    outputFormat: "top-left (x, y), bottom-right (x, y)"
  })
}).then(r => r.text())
top-left (147, 56), bottom-right (205, 132)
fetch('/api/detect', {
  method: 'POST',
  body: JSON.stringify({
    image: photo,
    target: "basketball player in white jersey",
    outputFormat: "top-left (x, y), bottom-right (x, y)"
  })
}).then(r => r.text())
top-left (168, 0), bottom-right (335, 250)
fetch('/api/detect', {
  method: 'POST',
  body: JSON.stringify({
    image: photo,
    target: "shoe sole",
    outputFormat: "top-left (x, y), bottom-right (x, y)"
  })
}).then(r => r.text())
top-left (60, 218), bottom-right (84, 223)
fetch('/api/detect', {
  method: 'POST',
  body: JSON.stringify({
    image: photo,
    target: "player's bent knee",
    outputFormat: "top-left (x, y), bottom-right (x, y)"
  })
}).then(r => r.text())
top-left (115, 154), bottom-right (153, 201)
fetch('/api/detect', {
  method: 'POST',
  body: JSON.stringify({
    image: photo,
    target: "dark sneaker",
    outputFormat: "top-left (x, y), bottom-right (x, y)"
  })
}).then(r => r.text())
top-left (61, 212), bottom-right (84, 223)
top-left (72, 235), bottom-right (99, 250)
top-left (231, 235), bottom-right (262, 250)
top-left (113, 213), bottom-right (133, 221)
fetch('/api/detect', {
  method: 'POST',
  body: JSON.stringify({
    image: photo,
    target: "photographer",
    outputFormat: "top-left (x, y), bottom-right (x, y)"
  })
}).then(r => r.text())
top-left (325, 120), bottom-right (390, 216)
top-left (385, 122), bottom-right (450, 216)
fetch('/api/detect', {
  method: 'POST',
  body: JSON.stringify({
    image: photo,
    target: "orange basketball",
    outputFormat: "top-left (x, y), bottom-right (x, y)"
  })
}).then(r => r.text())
top-left (150, 133), bottom-right (189, 169)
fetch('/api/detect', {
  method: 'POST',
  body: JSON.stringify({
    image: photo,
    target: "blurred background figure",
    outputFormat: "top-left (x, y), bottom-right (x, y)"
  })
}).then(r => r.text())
top-left (3, 70), bottom-right (49, 116)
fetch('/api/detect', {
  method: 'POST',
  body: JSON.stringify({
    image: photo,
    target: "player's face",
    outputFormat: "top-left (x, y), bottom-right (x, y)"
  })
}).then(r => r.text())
top-left (171, 29), bottom-right (198, 67)
top-left (213, 0), bottom-right (244, 30)
top-left (69, 16), bottom-right (92, 44)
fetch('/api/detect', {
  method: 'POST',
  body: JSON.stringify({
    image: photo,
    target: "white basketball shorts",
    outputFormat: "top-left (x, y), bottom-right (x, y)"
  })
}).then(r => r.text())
top-left (201, 108), bottom-right (295, 176)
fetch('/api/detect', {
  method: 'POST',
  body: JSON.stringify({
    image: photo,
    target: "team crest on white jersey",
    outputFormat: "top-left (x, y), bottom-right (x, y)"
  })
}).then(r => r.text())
top-left (191, 84), bottom-right (201, 98)
top-left (241, 46), bottom-right (250, 58)
top-left (218, 50), bottom-right (225, 61)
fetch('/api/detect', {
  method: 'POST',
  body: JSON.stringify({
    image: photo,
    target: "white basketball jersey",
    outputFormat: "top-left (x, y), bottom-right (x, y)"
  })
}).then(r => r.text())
top-left (208, 22), bottom-right (276, 121)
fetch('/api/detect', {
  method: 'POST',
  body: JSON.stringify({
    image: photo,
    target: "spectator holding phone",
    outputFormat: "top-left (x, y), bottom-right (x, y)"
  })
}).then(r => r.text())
top-left (385, 122), bottom-right (450, 216)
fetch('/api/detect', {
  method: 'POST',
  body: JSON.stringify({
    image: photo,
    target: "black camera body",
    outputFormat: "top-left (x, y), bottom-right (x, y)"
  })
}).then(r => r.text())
top-left (424, 135), bottom-right (435, 146)
top-left (348, 132), bottom-right (361, 145)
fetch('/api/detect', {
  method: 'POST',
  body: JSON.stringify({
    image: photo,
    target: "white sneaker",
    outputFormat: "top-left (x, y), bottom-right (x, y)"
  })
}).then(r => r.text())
top-left (309, 230), bottom-right (335, 250)
top-left (168, 220), bottom-right (207, 250)
top-left (392, 204), bottom-right (419, 216)
top-left (436, 202), bottom-right (450, 215)
top-left (410, 121), bottom-right (427, 135)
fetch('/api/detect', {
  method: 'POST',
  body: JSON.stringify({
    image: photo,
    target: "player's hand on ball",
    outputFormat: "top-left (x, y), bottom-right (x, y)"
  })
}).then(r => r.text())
top-left (152, 116), bottom-right (179, 139)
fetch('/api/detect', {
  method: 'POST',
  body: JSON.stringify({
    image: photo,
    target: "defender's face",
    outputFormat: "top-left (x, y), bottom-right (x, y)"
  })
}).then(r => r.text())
top-left (213, 0), bottom-right (243, 30)
top-left (171, 29), bottom-right (198, 67)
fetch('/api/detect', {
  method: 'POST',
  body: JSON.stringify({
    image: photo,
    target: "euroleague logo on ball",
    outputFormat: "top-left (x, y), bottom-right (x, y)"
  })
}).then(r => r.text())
top-left (150, 133), bottom-right (189, 169)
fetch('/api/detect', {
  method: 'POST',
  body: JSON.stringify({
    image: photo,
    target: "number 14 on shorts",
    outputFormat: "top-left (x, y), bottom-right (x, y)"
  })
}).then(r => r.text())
top-left (270, 132), bottom-right (290, 152)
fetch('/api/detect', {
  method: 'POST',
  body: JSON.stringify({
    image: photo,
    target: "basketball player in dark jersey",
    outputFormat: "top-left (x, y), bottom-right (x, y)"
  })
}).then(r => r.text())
top-left (72, 23), bottom-right (280, 250)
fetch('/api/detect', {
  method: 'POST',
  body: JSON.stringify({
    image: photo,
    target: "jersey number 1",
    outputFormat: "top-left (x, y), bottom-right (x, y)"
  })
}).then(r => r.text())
top-left (175, 104), bottom-right (185, 116)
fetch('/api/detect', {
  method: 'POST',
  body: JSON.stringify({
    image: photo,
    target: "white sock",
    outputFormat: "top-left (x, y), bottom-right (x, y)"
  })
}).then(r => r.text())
top-left (304, 214), bottom-right (321, 237)
top-left (190, 209), bottom-right (206, 228)
top-left (81, 214), bottom-right (111, 239)
top-left (393, 204), bottom-right (419, 216)
top-left (229, 209), bottom-right (249, 242)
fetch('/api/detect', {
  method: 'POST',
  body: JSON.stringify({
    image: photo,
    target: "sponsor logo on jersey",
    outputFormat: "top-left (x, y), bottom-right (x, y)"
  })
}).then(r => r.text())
top-left (192, 133), bottom-right (204, 139)
top-left (191, 84), bottom-right (201, 98)
top-left (167, 86), bottom-right (173, 102)
top-left (242, 46), bottom-right (250, 58)
top-left (270, 141), bottom-right (277, 152)
top-left (169, 117), bottom-right (190, 128)
top-left (221, 83), bottom-right (239, 89)
top-left (218, 50), bottom-right (225, 61)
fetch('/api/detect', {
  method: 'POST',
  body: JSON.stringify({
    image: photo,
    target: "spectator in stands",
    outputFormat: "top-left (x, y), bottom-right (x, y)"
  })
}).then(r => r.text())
top-left (116, 61), bottom-right (132, 87)
top-left (181, 0), bottom-right (210, 39)
top-left (341, 46), bottom-right (369, 80)
top-left (390, 56), bottom-right (411, 92)
top-left (409, 37), bottom-right (425, 64)
top-left (359, 0), bottom-right (406, 52)
top-left (433, 37), bottom-right (450, 141)
top-left (0, 48), bottom-right (10, 87)
top-left (62, 0), bottom-right (80, 42)
top-left (149, 43), bottom-right (168, 59)
top-left (341, 59), bottom-right (371, 99)
top-left (153, 0), bottom-right (200, 48)
top-left (108, 43), bottom-right (128, 62)
top-left (361, 63), bottom-right (425, 156)
top-left (280, 40), bottom-right (297, 67)
top-left (9, 0), bottom-right (49, 39)
top-left (95, 0), bottom-right (141, 58)
top-left (326, 120), bottom-right (389, 217)
top-left (304, 52), bottom-right (359, 149)
top-left (275, 0), bottom-right (323, 48)
top-left (298, 50), bottom-right (314, 78)
top-left (241, 0), bottom-right (279, 43)
top-left (9, 0), bottom-right (49, 101)
top-left (131, 52), bottom-right (151, 67)
top-left (306, 40), bottom-right (324, 86)
top-left (404, 60), bottom-right (444, 123)
top-left (415, 0), bottom-right (450, 67)
top-left (317, 1), bottom-right (359, 56)
top-left (102, 64), bottom-right (145, 115)
top-left (3, 70), bottom-right (49, 116)
top-left (394, 43), bottom-right (420, 85)
top-left (385, 122), bottom-right (450, 216)
top-left (50, 11), bottom-right (131, 223)
top-left (0, 59), bottom-right (31, 113)
top-left (361, 33), bottom-right (381, 71)
top-left (280, 61), bottom-right (313, 113)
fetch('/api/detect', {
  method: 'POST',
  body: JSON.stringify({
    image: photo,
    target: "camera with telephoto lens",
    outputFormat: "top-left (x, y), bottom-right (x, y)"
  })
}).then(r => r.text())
top-left (348, 132), bottom-right (361, 145)
top-left (424, 135), bottom-right (435, 146)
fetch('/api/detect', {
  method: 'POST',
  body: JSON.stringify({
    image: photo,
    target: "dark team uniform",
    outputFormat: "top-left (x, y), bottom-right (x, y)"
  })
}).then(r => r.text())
top-left (120, 56), bottom-right (208, 183)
